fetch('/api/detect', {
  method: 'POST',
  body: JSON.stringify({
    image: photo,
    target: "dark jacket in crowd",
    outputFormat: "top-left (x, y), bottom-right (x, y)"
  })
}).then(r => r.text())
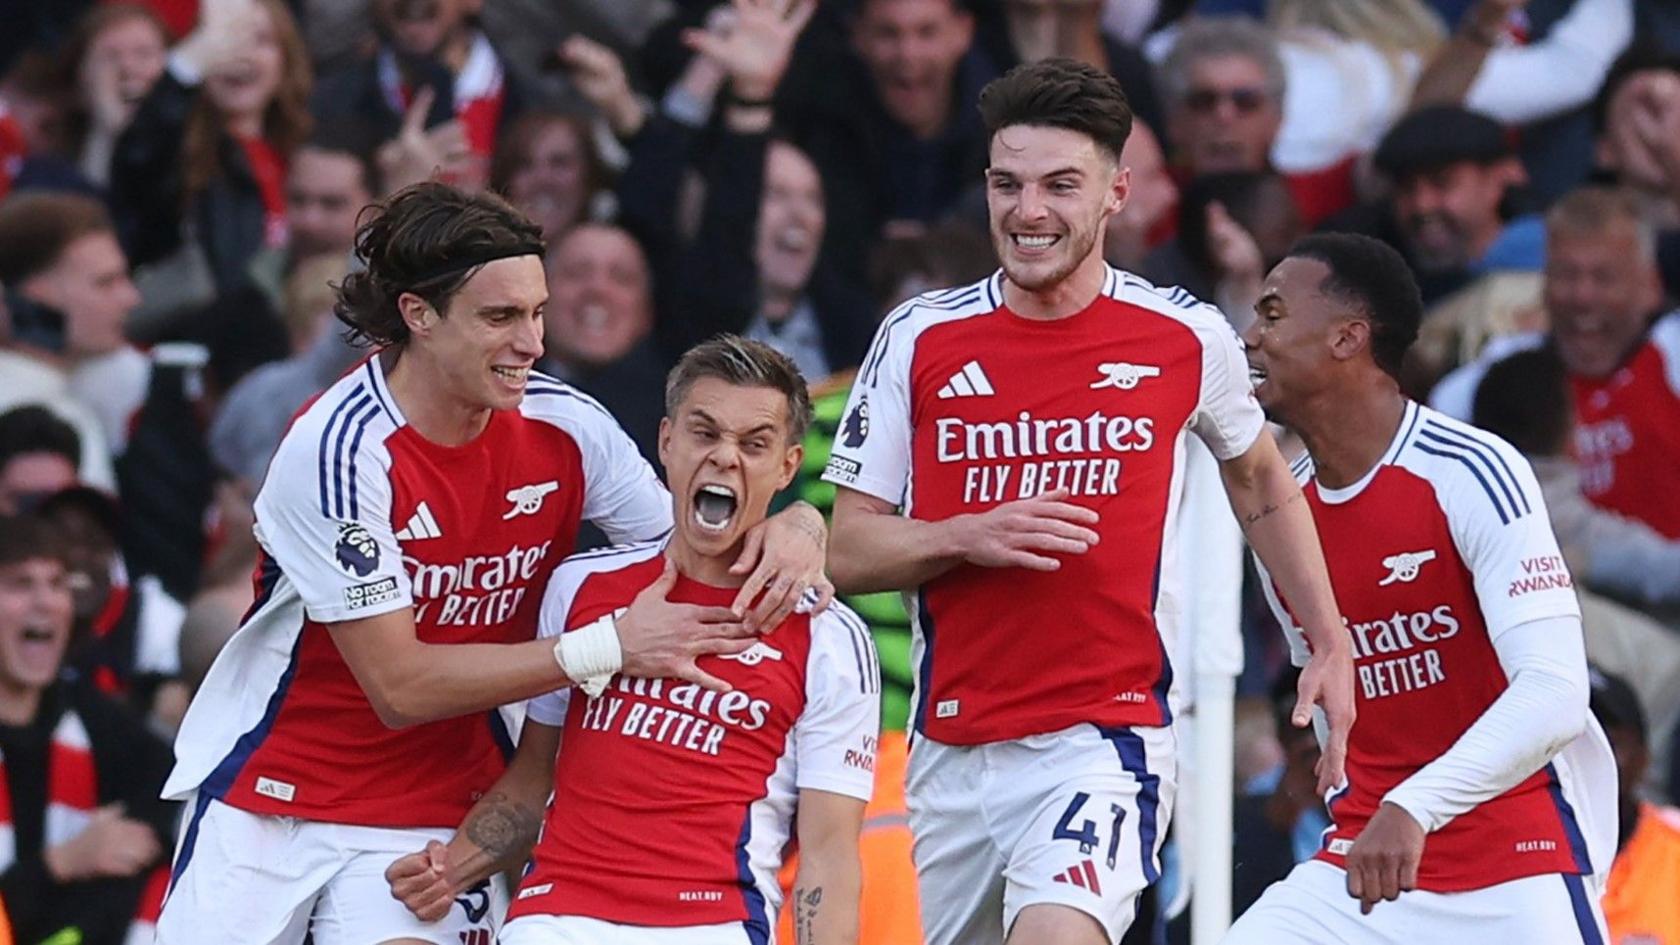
top-left (0, 677), bottom-right (177, 945)
top-left (109, 71), bottom-right (270, 297)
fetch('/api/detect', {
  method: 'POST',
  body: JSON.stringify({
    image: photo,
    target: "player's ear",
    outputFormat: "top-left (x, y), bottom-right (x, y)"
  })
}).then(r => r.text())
top-left (657, 416), bottom-right (673, 468)
top-left (397, 292), bottom-right (435, 337)
top-left (777, 440), bottom-right (803, 491)
top-left (1332, 317), bottom-right (1372, 363)
top-left (1108, 163), bottom-right (1130, 217)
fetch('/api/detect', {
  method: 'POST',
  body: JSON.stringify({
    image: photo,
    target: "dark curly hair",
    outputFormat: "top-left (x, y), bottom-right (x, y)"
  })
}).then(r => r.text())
top-left (334, 182), bottom-right (545, 347)
top-left (978, 57), bottom-right (1133, 160)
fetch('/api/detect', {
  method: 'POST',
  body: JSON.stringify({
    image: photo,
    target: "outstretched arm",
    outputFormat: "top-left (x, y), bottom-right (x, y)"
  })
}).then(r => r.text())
top-left (385, 721), bottom-right (562, 921)
top-left (1219, 429), bottom-right (1354, 794)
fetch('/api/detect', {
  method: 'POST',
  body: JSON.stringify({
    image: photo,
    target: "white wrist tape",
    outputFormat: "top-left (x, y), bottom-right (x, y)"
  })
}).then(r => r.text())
top-left (554, 614), bottom-right (622, 698)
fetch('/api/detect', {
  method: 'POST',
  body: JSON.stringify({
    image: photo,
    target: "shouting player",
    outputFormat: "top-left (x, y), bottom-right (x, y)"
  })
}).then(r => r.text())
top-left (823, 58), bottom-right (1355, 945)
top-left (1226, 233), bottom-right (1617, 943)
top-left (157, 186), bottom-right (832, 945)
top-left (386, 336), bottom-right (879, 944)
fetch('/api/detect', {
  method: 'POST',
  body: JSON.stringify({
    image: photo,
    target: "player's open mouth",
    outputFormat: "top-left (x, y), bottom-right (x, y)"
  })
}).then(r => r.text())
top-left (693, 484), bottom-right (738, 533)
top-left (492, 365), bottom-right (529, 385)
top-left (1248, 363), bottom-right (1268, 386)
top-left (1012, 234), bottom-right (1060, 250)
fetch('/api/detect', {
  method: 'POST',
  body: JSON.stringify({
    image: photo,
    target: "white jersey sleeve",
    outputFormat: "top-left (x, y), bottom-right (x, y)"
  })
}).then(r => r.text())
top-left (523, 376), bottom-right (673, 545)
top-left (1417, 413), bottom-right (1582, 640)
top-left (252, 390), bottom-right (411, 624)
top-left (821, 305), bottom-right (917, 506)
top-left (794, 603), bottom-right (881, 802)
top-left (1114, 274), bottom-right (1264, 460)
top-left (1187, 309), bottom-right (1265, 460)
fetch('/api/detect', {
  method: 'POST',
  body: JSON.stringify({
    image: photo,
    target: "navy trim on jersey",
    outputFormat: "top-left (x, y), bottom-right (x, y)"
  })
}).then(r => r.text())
top-left (1102, 727), bottom-right (1162, 885)
top-left (833, 607), bottom-right (880, 695)
top-left (1322, 776), bottom-right (1353, 847)
top-left (525, 381), bottom-right (617, 423)
top-left (1545, 762), bottom-right (1594, 874)
top-left (1385, 401), bottom-right (1424, 466)
top-left (166, 790), bottom-right (214, 892)
top-left (733, 814), bottom-right (771, 945)
top-left (316, 385), bottom-right (367, 517)
top-left (1562, 873), bottom-right (1606, 945)
top-left (1148, 558), bottom-right (1174, 725)
top-left (984, 271), bottom-right (1002, 310)
top-left (1414, 438), bottom-right (1516, 526)
top-left (362, 359), bottom-right (396, 423)
top-left (343, 398), bottom-right (379, 520)
top-left (861, 287), bottom-right (986, 387)
top-left (1418, 421), bottom-right (1530, 518)
top-left (199, 630), bottom-right (304, 801)
top-left (912, 589), bottom-right (936, 735)
top-left (564, 535), bottom-right (669, 565)
top-left (240, 554), bottom-right (283, 626)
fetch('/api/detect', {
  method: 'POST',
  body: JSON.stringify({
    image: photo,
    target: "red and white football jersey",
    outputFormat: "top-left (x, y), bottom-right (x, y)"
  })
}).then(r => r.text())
top-left (164, 360), bottom-right (671, 827)
top-left (822, 268), bottom-right (1264, 744)
top-left (1570, 312), bottom-right (1680, 539)
top-left (508, 542), bottom-right (879, 936)
top-left (1258, 401), bottom-right (1616, 891)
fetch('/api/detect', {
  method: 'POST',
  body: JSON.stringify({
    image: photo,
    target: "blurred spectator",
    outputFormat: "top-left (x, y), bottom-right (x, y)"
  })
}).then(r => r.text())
top-left (1268, 0), bottom-right (1445, 177)
top-left (1103, 119), bottom-right (1179, 271)
top-left (0, 191), bottom-right (138, 489)
top-left (868, 219), bottom-right (996, 313)
top-left (61, 4), bottom-right (170, 188)
top-left (0, 51), bottom-right (72, 163)
top-left (1433, 187), bottom-right (1678, 539)
top-left (1471, 346), bottom-right (1680, 614)
top-left (1142, 170), bottom-right (1301, 327)
top-left (1594, 666), bottom-right (1680, 945)
top-left (0, 511), bottom-right (176, 945)
top-left (1413, 0), bottom-right (1635, 201)
top-left (36, 487), bottom-right (185, 722)
top-left (782, 0), bottom-right (993, 283)
top-left (0, 408), bottom-right (80, 516)
top-left (490, 108), bottom-right (608, 239)
top-left (1593, 49), bottom-right (1680, 297)
top-left (993, 0), bottom-right (1165, 134)
top-left (1325, 106), bottom-right (1538, 305)
top-left (111, 0), bottom-right (313, 315)
top-left (313, 0), bottom-right (521, 180)
top-left (539, 223), bottom-right (667, 463)
top-left (210, 253), bottom-right (359, 488)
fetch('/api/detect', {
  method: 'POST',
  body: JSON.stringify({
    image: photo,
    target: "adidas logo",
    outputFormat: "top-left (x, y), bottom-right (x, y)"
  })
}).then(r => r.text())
top-left (937, 360), bottom-right (995, 399)
top-left (395, 502), bottom-right (443, 541)
top-left (1052, 859), bottom-right (1103, 895)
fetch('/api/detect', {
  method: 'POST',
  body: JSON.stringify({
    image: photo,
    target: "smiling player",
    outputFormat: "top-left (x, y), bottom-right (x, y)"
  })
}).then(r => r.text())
top-left (157, 186), bottom-right (832, 945)
top-left (823, 57), bottom-right (1354, 945)
top-left (386, 336), bottom-right (880, 945)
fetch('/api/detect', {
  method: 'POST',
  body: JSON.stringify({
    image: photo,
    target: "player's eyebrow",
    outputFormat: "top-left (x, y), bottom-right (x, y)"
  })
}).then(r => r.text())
top-left (1255, 290), bottom-right (1283, 316)
top-left (475, 304), bottom-right (530, 318)
top-left (690, 408), bottom-right (777, 438)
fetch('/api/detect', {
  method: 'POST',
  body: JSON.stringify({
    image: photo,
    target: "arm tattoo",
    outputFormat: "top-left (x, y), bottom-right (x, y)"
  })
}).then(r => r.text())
top-left (462, 791), bottom-right (542, 865)
top-left (794, 885), bottom-right (823, 945)
top-left (786, 501), bottom-right (829, 548)
top-left (1240, 491), bottom-right (1302, 529)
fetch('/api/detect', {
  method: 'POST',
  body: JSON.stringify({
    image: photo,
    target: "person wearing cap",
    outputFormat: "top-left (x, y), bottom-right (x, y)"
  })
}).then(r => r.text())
top-left (1592, 667), bottom-right (1680, 945)
top-left (1327, 105), bottom-right (1541, 306)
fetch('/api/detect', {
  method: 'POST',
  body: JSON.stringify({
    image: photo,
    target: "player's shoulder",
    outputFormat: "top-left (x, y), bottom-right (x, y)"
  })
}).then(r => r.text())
top-left (539, 539), bottom-right (666, 635)
top-left (1396, 403), bottom-right (1539, 525)
top-left (266, 358), bottom-right (402, 506)
top-left (553, 538), bottom-right (666, 584)
top-left (858, 274), bottom-right (1003, 378)
top-left (807, 598), bottom-right (880, 691)
top-left (1108, 268), bottom-right (1233, 338)
top-left (518, 370), bottom-right (621, 435)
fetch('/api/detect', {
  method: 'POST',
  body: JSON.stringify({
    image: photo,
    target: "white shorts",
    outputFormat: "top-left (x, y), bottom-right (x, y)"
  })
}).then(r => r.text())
top-left (155, 794), bottom-right (507, 945)
top-left (906, 723), bottom-right (1176, 945)
top-left (500, 915), bottom-right (753, 945)
top-left (1223, 859), bottom-right (1610, 945)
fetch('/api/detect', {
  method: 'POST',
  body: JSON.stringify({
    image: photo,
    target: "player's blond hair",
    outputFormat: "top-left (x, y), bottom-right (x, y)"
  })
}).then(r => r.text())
top-left (665, 335), bottom-right (814, 444)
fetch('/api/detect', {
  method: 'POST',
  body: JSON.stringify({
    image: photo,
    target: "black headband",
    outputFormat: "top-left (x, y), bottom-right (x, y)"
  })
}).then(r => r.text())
top-left (410, 242), bottom-right (546, 287)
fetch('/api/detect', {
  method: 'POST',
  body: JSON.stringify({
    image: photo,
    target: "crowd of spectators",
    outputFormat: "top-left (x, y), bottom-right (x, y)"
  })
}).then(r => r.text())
top-left (1, 0), bottom-right (1678, 943)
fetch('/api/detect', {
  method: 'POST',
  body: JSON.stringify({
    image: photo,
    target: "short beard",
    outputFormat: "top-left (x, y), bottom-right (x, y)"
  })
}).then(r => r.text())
top-left (995, 222), bottom-right (1100, 292)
